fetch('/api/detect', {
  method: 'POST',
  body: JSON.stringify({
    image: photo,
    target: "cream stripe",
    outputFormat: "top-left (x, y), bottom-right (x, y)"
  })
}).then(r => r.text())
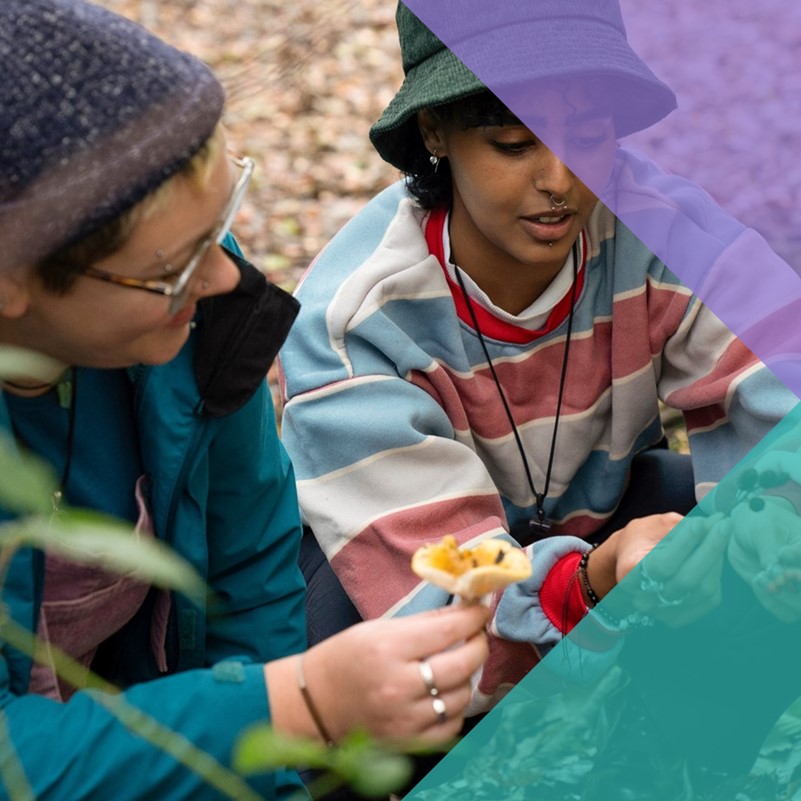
top-left (284, 373), bottom-right (397, 406)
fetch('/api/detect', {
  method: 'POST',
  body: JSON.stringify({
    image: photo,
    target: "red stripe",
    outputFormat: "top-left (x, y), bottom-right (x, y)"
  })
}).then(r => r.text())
top-left (479, 627), bottom-right (540, 695)
top-left (665, 339), bottom-right (759, 410)
top-left (552, 513), bottom-right (614, 538)
top-left (409, 330), bottom-right (615, 440)
top-left (424, 206), bottom-right (586, 344)
top-left (683, 405), bottom-right (727, 432)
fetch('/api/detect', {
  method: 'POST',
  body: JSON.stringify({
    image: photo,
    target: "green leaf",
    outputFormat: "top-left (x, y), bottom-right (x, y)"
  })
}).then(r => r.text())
top-left (234, 725), bottom-right (414, 798)
top-left (348, 751), bottom-right (413, 798)
top-left (2, 510), bottom-right (206, 606)
top-left (0, 435), bottom-right (58, 516)
top-left (328, 734), bottom-right (414, 796)
top-left (234, 725), bottom-right (330, 773)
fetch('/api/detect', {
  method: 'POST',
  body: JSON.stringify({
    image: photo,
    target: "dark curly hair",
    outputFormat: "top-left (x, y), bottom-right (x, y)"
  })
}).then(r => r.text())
top-left (405, 91), bottom-right (522, 210)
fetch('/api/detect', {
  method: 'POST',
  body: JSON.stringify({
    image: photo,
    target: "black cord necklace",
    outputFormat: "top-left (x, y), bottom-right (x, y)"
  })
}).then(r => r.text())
top-left (52, 367), bottom-right (78, 512)
top-left (3, 368), bottom-right (78, 513)
top-left (452, 241), bottom-right (580, 540)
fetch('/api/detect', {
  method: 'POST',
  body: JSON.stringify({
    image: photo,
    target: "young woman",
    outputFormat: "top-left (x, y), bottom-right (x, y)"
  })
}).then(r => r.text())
top-left (0, 2), bottom-right (490, 799)
top-left (279, 0), bottom-right (794, 711)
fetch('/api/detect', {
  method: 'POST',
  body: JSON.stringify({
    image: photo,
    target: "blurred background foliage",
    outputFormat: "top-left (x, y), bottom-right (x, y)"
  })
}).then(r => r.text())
top-left (106, 0), bottom-right (403, 292)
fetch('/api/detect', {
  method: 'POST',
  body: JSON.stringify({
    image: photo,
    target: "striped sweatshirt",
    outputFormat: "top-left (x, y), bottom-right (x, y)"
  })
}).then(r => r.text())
top-left (280, 164), bottom-right (795, 710)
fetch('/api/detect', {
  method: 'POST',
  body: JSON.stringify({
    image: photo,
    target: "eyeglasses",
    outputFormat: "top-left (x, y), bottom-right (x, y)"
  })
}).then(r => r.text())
top-left (82, 154), bottom-right (255, 315)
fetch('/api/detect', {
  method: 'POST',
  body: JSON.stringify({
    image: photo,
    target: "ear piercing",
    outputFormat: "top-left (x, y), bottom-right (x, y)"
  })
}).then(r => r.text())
top-left (429, 149), bottom-right (441, 173)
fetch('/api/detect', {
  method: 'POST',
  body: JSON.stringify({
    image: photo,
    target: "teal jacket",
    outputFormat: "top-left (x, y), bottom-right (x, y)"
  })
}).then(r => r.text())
top-left (0, 252), bottom-right (309, 800)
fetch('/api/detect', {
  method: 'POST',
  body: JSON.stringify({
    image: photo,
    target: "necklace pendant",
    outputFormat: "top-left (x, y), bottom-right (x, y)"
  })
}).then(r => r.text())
top-left (529, 515), bottom-right (552, 537)
top-left (529, 494), bottom-right (552, 537)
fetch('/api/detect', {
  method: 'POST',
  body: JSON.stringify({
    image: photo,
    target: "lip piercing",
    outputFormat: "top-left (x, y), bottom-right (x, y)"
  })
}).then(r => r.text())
top-left (550, 194), bottom-right (567, 210)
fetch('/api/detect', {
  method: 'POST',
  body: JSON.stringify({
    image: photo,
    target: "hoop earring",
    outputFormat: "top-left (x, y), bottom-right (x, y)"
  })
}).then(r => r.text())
top-left (429, 149), bottom-right (441, 173)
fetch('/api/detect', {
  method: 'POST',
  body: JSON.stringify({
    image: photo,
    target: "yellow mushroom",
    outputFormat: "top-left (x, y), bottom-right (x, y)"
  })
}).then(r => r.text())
top-left (411, 534), bottom-right (532, 602)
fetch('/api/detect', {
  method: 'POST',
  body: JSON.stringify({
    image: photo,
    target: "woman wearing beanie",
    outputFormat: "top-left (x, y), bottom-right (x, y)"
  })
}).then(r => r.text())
top-left (0, 2), bottom-right (491, 799)
top-left (280, 0), bottom-right (795, 712)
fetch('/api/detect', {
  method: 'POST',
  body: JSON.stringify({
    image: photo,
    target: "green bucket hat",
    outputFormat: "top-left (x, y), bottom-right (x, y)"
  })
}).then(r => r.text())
top-left (370, 1), bottom-right (677, 174)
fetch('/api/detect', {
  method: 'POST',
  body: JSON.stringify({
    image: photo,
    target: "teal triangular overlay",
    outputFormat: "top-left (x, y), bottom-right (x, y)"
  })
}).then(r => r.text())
top-left (408, 404), bottom-right (801, 800)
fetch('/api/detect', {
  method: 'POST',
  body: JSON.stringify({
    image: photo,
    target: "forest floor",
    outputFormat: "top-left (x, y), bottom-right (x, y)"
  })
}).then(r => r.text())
top-left (107, 0), bottom-right (404, 292)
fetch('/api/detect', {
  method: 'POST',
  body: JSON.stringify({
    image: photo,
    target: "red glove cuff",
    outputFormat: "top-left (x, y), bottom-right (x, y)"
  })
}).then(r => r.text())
top-left (540, 550), bottom-right (587, 634)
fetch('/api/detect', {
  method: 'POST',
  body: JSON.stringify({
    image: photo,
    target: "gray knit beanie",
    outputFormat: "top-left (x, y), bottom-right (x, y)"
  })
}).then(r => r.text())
top-left (0, 0), bottom-right (225, 272)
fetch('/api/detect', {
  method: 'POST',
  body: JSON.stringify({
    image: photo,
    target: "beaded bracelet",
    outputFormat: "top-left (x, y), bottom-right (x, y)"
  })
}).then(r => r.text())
top-left (590, 602), bottom-right (656, 632)
top-left (577, 546), bottom-right (601, 608)
top-left (578, 546), bottom-right (654, 632)
top-left (297, 653), bottom-right (335, 747)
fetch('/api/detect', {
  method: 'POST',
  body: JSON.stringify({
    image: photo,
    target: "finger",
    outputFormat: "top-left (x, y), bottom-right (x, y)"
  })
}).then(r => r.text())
top-left (653, 515), bottom-right (729, 598)
top-left (393, 605), bottom-right (491, 659)
top-left (417, 629), bottom-right (488, 695)
top-left (732, 497), bottom-right (801, 565)
top-left (406, 603), bottom-right (493, 623)
top-left (644, 513), bottom-right (725, 582)
top-left (411, 684), bottom-right (473, 744)
top-left (753, 572), bottom-right (801, 623)
top-left (761, 564), bottom-right (801, 594)
top-left (779, 544), bottom-right (801, 568)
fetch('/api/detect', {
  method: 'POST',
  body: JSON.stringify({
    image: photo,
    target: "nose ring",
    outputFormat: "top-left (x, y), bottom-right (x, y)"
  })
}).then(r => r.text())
top-left (550, 194), bottom-right (567, 210)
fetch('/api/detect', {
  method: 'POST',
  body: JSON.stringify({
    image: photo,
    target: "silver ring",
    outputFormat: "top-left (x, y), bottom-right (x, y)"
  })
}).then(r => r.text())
top-left (549, 193), bottom-right (567, 209)
top-left (418, 658), bottom-right (439, 697)
top-left (641, 561), bottom-right (686, 607)
top-left (655, 591), bottom-right (686, 608)
top-left (639, 561), bottom-right (664, 594)
top-left (431, 696), bottom-right (447, 724)
top-left (201, 281), bottom-right (210, 290)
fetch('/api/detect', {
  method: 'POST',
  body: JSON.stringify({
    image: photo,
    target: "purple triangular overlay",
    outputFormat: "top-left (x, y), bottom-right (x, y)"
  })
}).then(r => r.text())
top-left (401, 0), bottom-right (801, 397)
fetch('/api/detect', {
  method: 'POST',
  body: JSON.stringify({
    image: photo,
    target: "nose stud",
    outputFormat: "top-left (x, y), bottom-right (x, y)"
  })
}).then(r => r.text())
top-left (550, 194), bottom-right (567, 210)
